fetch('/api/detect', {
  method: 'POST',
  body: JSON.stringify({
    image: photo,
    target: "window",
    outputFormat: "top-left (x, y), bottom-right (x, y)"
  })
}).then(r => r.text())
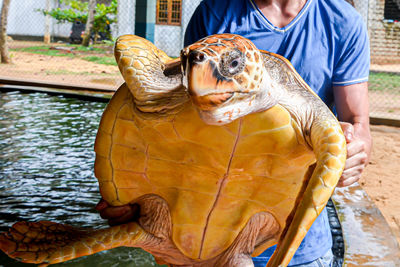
top-left (156, 0), bottom-right (182, 25)
top-left (384, 0), bottom-right (400, 20)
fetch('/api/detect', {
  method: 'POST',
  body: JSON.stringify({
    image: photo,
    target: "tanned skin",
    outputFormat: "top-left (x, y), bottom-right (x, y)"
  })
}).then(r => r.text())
top-left (334, 82), bottom-right (371, 187)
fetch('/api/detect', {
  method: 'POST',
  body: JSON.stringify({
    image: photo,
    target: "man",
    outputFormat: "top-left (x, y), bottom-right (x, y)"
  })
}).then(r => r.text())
top-left (97, 0), bottom-right (372, 265)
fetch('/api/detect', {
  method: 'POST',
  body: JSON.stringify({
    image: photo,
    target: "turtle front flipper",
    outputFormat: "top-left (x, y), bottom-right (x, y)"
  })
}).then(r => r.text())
top-left (115, 34), bottom-right (188, 116)
top-left (267, 119), bottom-right (346, 267)
top-left (0, 221), bottom-right (151, 266)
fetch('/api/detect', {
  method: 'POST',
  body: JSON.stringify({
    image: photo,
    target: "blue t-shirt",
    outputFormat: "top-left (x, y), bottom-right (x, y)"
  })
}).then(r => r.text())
top-left (184, 0), bottom-right (369, 265)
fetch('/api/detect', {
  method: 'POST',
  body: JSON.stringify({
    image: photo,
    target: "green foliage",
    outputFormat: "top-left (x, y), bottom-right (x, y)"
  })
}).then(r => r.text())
top-left (40, 0), bottom-right (117, 38)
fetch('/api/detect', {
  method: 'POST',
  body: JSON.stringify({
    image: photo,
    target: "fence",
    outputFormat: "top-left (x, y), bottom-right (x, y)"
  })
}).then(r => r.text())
top-left (0, 0), bottom-right (399, 120)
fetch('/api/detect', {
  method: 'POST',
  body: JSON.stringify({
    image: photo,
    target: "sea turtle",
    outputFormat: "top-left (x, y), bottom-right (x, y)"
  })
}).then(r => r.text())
top-left (0, 34), bottom-right (346, 267)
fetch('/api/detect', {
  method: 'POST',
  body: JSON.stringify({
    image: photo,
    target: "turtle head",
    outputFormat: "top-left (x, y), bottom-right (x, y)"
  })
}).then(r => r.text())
top-left (181, 34), bottom-right (277, 125)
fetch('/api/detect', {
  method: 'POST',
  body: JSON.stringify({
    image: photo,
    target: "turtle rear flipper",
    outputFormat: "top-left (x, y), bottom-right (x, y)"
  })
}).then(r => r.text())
top-left (0, 221), bottom-right (150, 265)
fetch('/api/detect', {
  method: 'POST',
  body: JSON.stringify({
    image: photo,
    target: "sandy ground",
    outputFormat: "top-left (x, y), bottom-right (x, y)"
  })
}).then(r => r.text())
top-left (361, 125), bottom-right (400, 244)
top-left (0, 41), bottom-right (124, 89)
top-left (1, 42), bottom-right (400, 244)
top-left (0, 51), bottom-right (124, 88)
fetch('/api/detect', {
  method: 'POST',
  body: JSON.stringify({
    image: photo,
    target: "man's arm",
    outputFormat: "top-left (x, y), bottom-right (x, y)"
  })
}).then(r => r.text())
top-left (333, 81), bottom-right (372, 187)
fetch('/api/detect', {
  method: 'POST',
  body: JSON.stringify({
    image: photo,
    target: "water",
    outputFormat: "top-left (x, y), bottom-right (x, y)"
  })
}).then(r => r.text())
top-left (0, 91), bottom-right (161, 266)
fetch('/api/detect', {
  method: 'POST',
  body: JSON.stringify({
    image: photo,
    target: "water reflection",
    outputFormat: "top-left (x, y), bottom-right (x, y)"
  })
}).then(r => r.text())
top-left (0, 91), bottom-right (161, 266)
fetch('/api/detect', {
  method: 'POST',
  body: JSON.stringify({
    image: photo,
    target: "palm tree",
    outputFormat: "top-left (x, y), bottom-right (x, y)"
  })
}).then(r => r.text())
top-left (44, 0), bottom-right (52, 44)
top-left (82, 0), bottom-right (97, 46)
top-left (0, 0), bottom-right (11, 63)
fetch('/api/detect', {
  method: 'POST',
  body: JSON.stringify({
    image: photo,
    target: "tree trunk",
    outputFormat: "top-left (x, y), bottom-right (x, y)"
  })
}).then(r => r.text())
top-left (0, 0), bottom-right (11, 63)
top-left (44, 0), bottom-right (51, 44)
top-left (82, 0), bottom-right (96, 47)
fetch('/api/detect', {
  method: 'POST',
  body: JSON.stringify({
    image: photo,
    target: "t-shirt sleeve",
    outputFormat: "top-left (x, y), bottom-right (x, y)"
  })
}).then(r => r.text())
top-left (332, 15), bottom-right (370, 86)
top-left (184, 1), bottom-right (224, 46)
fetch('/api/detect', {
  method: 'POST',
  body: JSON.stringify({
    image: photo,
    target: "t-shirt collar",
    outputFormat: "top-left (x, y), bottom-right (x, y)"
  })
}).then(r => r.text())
top-left (248, 0), bottom-right (314, 33)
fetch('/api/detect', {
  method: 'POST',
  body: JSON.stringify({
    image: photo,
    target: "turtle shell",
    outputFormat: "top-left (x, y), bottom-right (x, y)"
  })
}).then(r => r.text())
top-left (94, 83), bottom-right (316, 260)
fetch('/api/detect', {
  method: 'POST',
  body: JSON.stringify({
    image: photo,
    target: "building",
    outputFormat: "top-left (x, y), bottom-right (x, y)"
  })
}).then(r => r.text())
top-left (367, 0), bottom-right (400, 64)
top-left (124, 0), bottom-right (400, 61)
top-left (0, 0), bottom-right (71, 40)
top-left (1, 0), bottom-right (400, 61)
top-left (117, 0), bottom-right (201, 57)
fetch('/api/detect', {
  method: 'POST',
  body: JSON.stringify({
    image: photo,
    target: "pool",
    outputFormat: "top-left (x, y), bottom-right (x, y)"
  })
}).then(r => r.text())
top-left (1, 90), bottom-right (398, 266)
top-left (0, 91), bottom-right (161, 266)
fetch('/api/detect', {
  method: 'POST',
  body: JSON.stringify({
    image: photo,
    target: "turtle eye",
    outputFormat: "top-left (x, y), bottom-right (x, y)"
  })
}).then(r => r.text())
top-left (220, 49), bottom-right (244, 77)
top-left (229, 59), bottom-right (240, 71)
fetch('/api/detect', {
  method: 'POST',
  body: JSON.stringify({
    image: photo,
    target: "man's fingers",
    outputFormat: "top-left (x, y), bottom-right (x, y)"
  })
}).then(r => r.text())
top-left (96, 198), bottom-right (140, 226)
top-left (99, 205), bottom-right (132, 219)
top-left (95, 198), bottom-right (109, 211)
top-left (107, 204), bottom-right (140, 226)
top-left (337, 164), bottom-right (364, 187)
top-left (341, 164), bottom-right (364, 179)
top-left (108, 211), bottom-right (136, 226)
top-left (344, 151), bottom-right (368, 170)
top-left (339, 121), bottom-right (354, 143)
top-left (338, 138), bottom-right (368, 187)
top-left (344, 138), bottom-right (368, 170)
top-left (337, 121), bottom-right (371, 188)
top-left (346, 138), bottom-right (365, 157)
top-left (337, 174), bottom-right (361, 187)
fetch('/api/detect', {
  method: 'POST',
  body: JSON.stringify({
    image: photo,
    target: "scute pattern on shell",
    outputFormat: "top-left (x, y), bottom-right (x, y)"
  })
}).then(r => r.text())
top-left (95, 83), bottom-right (318, 260)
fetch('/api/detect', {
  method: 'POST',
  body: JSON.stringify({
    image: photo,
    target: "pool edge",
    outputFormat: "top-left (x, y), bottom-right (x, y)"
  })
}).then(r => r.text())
top-left (332, 184), bottom-right (400, 266)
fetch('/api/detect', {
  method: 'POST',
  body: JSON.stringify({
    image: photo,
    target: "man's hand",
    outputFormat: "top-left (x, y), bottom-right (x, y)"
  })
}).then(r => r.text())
top-left (337, 121), bottom-right (371, 187)
top-left (333, 82), bottom-right (372, 187)
top-left (95, 199), bottom-right (139, 226)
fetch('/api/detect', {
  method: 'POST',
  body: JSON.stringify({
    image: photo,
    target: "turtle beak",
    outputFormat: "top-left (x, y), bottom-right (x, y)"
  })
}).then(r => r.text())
top-left (186, 51), bottom-right (236, 110)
